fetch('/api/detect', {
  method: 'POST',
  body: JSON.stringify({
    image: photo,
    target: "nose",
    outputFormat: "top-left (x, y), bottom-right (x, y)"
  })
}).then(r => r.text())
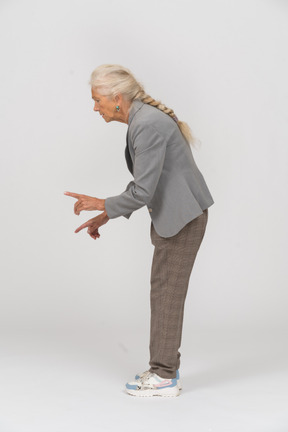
top-left (93, 102), bottom-right (99, 112)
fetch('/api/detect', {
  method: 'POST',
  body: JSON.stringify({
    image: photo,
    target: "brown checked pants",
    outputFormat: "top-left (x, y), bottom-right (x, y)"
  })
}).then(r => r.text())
top-left (149, 209), bottom-right (208, 379)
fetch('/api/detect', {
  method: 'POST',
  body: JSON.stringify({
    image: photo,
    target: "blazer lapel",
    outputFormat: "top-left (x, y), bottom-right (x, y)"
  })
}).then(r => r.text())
top-left (125, 133), bottom-right (133, 175)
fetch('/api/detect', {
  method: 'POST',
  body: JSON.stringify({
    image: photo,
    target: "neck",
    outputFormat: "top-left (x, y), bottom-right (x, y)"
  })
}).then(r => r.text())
top-left (114, 98), bottom-right (131, 124)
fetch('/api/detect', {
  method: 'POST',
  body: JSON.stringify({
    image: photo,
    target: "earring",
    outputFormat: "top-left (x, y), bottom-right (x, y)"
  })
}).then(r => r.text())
top-left (116, 105), bottom-right (120, 112)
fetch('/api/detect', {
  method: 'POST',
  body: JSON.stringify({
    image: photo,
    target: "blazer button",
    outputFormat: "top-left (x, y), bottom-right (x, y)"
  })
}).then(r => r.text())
top-left (148, 208), bottom-right (153, 212)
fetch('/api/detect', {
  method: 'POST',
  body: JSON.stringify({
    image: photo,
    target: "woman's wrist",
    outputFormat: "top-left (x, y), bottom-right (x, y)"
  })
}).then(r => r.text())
top-left (101, 207), bottom-right (109, 223)
top-left (96, 198), bottom-right (106, 211)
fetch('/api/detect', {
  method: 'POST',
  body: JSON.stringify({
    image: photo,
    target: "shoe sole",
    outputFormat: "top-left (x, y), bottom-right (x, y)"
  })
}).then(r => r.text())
top-left (126, 387), bottom-right (180, 397)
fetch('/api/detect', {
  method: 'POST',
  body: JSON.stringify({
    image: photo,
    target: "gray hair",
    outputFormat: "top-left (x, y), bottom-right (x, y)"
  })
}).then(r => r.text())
top-left (90, 64), bottom-right (194, 144)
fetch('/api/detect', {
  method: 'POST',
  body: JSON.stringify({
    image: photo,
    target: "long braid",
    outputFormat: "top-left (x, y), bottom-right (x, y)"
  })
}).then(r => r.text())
top-left (135, 90), bottom-right (194, 144)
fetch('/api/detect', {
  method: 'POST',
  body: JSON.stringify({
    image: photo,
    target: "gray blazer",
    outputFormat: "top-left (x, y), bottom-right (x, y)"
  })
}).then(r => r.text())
top-left (105, 100), bottom-right (214, 237)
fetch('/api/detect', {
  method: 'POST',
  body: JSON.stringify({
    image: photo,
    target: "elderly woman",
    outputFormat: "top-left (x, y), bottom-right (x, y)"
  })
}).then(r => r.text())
top-left (65, 64), bottom-right (214, 397)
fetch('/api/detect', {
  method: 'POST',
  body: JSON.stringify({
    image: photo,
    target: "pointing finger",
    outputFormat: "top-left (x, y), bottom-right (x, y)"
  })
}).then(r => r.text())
top-left (75, 220), bottom-right (92, 233)
top-left (64, 191), bottom-right (81, 199)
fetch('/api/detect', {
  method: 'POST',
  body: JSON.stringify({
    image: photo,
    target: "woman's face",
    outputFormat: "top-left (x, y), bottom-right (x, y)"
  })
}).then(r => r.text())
top-left (91, 87), bottom-right (118, 122)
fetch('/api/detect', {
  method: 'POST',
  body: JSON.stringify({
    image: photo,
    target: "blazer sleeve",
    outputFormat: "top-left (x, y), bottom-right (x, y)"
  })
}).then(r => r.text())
top-left (105, 124), bottom-right (167, 219)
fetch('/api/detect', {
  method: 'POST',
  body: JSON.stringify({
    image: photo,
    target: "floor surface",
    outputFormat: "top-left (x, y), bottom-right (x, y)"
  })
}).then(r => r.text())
top-left (0, 328), bottom-right (287, 432)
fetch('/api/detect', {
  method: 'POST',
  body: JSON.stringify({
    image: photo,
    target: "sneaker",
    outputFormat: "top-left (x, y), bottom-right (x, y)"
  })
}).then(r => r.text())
top-left (135, 369), bottom-right (182, 390)
top-left (126, 372), bottom-right (180, 397)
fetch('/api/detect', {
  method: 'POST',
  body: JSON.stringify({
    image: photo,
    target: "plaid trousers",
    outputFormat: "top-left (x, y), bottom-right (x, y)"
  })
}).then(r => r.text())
top-left (149, 209), bottom-right (208, 379)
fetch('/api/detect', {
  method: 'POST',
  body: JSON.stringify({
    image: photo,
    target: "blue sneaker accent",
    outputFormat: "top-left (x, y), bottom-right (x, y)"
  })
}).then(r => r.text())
top-left (126, 383), bottom-right (139, 390)
top-left (164, 378), bottom-right (177, 388)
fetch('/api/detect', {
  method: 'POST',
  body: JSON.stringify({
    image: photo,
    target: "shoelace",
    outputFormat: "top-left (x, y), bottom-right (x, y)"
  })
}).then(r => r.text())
top-left (139, 371), bottom-right (153, 383)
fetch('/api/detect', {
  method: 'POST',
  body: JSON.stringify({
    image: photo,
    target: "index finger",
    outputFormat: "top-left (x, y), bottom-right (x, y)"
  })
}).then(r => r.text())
top-left (74, 220), bottom-right (92, 233)
top-left (64, 191), bottom-right (81, 199)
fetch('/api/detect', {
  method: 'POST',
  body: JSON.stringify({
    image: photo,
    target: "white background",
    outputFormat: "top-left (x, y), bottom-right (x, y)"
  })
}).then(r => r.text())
top-left (0, 1), bottom-right (287, 431)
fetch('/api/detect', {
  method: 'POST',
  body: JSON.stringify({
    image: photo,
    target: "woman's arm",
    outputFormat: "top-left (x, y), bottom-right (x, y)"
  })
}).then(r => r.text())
top-left (105, 124), bottom-right (167, 219)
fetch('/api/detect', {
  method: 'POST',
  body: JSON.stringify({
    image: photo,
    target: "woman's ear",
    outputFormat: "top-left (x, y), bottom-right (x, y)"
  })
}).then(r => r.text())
top-left (114, 94), bottom-right (122, 104)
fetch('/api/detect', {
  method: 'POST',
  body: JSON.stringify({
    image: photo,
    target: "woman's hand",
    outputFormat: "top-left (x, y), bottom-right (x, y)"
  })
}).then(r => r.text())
top-left (64, 191), bottom-right (105, 215)
top-left (74, 211), bottom-right (109, 239)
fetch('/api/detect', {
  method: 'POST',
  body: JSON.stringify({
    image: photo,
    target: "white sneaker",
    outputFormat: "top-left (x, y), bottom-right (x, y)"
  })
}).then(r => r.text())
top-left (126, 372), bottom-right (180, 397)
top-left (135, 369), bottom-right (182, 390)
